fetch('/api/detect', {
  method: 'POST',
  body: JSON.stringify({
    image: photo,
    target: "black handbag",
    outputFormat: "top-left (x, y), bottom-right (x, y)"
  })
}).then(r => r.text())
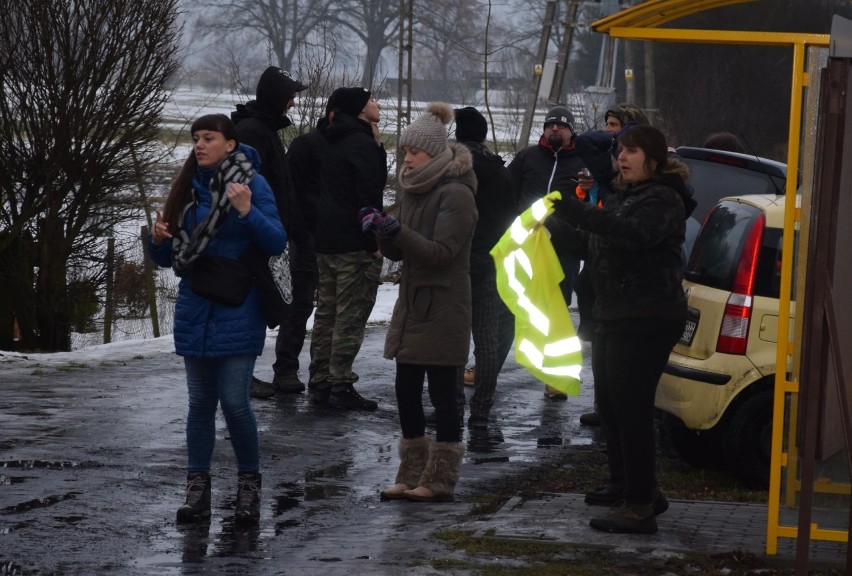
top-left (189, 255), bottom-right (254, 306)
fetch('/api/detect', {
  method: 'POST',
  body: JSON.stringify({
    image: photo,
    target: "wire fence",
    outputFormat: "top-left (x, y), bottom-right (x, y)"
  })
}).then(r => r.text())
top-left (70, 226), bottom-right (178, 351)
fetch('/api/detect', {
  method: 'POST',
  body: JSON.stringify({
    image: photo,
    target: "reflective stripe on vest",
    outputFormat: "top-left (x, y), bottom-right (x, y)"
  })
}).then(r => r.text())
top-left (490, 191), bottom-right (582, 395)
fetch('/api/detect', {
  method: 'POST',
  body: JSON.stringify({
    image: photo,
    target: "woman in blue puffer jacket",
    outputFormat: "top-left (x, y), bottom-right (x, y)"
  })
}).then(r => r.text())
top-left (147, 114), bottom-right (286, 526)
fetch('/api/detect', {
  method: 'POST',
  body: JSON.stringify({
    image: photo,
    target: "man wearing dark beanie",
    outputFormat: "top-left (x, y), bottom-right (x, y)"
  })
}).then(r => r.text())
top-left (310, 88), bottom-right (387, 410)
top-left (508, 105), bottom-right (587, 401)
top-left (231, 66), bottom-right (310, 399)
top-left (453, 107), bottom-right (517, 429)
top-left (331, 87), bottom-right (372, 117)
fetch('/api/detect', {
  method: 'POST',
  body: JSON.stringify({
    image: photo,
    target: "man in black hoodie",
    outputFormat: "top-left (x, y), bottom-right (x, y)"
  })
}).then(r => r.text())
top-left (310, 87), bottom-right (387, 411)
top-left (231, 66), bottom-right (309, 399)
top-left (453, 107), bottom-right (517, 429)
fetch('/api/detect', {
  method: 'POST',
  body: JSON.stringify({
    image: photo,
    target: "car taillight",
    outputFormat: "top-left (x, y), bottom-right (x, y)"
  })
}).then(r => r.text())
top-left (717, 213), bottom-right (765, 355)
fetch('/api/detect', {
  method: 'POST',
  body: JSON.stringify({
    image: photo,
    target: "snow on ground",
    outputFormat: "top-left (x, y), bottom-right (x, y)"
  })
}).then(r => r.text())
top-left (0, 283), bottom-right (399, 369)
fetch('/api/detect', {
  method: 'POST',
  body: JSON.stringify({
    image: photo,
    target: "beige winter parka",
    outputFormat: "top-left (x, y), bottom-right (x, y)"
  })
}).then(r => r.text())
top-left (381, 142), bottom-right (478, 365)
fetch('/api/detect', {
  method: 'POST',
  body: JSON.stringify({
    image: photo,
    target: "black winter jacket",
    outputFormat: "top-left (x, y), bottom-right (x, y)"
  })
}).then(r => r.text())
top-left (509, 136), bottom-right (586, 250)
top-left (508, 136), bottom-right (586, 209)
top-left (231, 101), bottom-right (309, 247)
top-left (550, 160), bottom-right (691, 324)
top-left (316, 113), bottom-right (388, 254)
top-left (460, 141), bottom-right (518, 279)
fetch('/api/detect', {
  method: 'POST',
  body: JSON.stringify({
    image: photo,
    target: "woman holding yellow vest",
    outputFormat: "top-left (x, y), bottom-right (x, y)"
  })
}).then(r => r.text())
top-left (550, 124), bottom-right (695, 535)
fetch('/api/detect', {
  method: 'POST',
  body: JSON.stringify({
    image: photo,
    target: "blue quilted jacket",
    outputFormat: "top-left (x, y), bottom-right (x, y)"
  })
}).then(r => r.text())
top-left (147, 144), bottom-right (286, 357)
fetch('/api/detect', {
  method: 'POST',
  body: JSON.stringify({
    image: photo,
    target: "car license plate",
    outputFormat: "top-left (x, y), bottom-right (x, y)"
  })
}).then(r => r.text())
top-left (679, 319), bottom-right (697, 346)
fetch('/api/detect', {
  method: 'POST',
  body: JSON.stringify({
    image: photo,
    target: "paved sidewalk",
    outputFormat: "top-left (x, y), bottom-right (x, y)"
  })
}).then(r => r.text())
top-left (465, 493), bottom-right (847, 569)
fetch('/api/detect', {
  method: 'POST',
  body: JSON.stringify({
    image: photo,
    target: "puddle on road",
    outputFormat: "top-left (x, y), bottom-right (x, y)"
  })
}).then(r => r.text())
top-left (0, 561), bottom-right (24, 574)
top-left (3, 492), bottom-right (79, 514)
top-left (1, 459), bottom-right (97, 470)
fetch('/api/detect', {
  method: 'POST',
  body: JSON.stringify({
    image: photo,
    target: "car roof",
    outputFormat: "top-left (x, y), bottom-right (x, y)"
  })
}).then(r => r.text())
top-left (715, 193), bottom-right (795, 229)
top-left (676, 147), bottom-right (787, 179)
top-left (674, 146), bottom-right (788, 223)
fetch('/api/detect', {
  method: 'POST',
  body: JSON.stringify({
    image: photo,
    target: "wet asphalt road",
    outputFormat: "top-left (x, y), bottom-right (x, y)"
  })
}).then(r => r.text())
top-left (0, 319), bottom-right (599, 575)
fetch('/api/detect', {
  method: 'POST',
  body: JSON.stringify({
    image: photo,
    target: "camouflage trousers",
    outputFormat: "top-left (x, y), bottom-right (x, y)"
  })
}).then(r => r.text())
top-left (310, 251), bottom-right (382, 386)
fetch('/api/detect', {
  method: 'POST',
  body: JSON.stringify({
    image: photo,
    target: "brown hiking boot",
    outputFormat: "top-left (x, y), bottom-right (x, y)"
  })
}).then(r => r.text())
top-left (234, 472), bottom-right (261, 525)
top-left (176, 472), bottom-right (211, 524)
top-left (589, 501), bottom-right (657, 534)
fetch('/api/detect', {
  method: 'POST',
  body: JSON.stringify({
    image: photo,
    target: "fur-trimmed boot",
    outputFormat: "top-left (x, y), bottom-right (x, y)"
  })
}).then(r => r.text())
top-left (403, 442), bottom-right (465, 502)
top-left (380, 436), bottom-right (432, 500)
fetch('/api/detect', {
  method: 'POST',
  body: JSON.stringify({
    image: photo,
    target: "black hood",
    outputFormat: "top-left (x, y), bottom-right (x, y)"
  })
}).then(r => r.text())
top-left (255, 66), bottom-right (306, 117)
top-left (231, 101), bottom-right (292, 132)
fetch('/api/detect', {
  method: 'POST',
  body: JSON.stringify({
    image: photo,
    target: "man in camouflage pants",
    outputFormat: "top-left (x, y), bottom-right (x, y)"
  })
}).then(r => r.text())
top-left (310, 87), bottom-right (387, 411)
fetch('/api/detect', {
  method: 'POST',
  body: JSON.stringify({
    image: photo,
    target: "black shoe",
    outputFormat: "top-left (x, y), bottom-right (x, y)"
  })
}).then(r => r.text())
top-left (328, 384), bottom-right (378, 411)
top-left (176, 472), bottom-right (211, 524)
top-left (579, 411), bottom-right (601, 426)
top-left (249, 377), bottom-right (276, 399)
top-left (585, 485), bottom-right (669, 517)
top-left (273, 373), bottom-right (306, 394)
top-left (234, 472), bottom-right (261, 525)
top-left (584, 483), bottom-right (624, 506)
top-left (467, 414), bottom-right (489, 430)
top-left (652, 490), bottom-right (669, 516)
top-left (589, 501), bottom-right (657, 534)
top-left (309, 380), bottom-right (331, 405)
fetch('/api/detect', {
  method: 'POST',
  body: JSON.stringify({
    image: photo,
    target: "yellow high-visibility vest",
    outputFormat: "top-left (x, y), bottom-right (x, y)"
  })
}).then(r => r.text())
top-left (490, 191), bottom-right (582, 395)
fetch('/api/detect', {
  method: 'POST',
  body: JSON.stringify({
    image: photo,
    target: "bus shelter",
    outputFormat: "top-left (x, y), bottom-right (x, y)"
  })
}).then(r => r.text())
top-left (590, 0), bottom-right (845, 572)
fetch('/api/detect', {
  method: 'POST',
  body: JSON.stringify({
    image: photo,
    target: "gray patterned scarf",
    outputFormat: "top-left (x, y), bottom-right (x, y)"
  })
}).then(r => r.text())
top-left (171, 151), bottom-right (255, 276)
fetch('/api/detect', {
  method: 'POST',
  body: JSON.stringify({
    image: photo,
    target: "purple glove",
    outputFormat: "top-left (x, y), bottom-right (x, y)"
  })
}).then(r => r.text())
top-left (359, 207), bottom-right (381, 232)
top-left (376, 213), bottom-right (401, 241)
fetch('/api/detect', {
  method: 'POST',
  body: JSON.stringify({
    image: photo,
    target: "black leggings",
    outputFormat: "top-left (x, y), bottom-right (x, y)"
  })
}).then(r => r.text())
top-left (592, 318), bottom-right (682, 504)
top-left (395, 363), bottom-right (461, 443)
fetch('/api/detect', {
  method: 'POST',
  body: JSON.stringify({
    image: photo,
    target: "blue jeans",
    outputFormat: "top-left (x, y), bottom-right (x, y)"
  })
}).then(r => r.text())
top-left (184, 355), bottom-right (259, 474)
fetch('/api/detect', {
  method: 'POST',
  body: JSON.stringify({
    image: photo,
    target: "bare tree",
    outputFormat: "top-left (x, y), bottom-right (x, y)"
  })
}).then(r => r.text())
top-left (329, 0), bottom-right (399, 87)
top-left (0, 0), bottom-right (182, 351)
top-left (412, 0), bottom-right (482, 85)
top-left (191, 0), bottom-right (335, 74)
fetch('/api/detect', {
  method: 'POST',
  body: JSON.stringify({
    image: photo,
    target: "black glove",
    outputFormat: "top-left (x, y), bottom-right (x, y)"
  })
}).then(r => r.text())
top-left (550, 194), bottom-right (584, 224)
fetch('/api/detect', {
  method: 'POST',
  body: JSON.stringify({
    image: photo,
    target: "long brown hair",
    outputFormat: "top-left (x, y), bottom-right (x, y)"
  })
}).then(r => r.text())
top-left (161, 114), bottom-right (239, 231)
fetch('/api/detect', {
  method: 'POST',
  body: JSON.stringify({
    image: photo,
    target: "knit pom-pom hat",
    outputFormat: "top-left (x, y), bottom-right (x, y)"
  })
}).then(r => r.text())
top-left (399, 102), bottom-right (453, 157)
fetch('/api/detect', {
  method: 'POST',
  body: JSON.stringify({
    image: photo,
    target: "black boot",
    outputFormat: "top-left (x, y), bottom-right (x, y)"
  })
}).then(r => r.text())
top-left (176, 472), bottom-right (211, 524)
top-left (235, 472), bottom-right (261, 525)
top-left (328, 384), bottom-right (378, 411)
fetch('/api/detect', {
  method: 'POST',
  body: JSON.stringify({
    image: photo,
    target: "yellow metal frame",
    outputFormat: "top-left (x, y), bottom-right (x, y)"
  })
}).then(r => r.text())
top-left (590, 0), bottom-right (836, 556)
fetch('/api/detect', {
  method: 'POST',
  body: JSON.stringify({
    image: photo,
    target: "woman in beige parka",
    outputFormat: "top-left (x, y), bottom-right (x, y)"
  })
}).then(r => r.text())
top-left (360, 102), bottom-right (478, 502)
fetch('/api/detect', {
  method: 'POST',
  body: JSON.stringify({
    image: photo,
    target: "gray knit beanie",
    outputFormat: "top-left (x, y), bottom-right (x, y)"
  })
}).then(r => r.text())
top-left (399, 102), bottom-right (453, 157)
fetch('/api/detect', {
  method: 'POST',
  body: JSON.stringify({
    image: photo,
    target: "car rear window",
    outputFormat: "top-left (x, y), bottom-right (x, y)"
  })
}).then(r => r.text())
top-left (680, 156), bottom-right (785, 223)
top-left (686, 200), bottom-right (784, 299)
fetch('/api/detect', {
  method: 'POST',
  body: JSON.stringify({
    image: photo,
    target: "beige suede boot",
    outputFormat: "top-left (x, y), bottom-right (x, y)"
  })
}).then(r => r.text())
top-left (402, 442), bottom-right (465, 502)
top-left (380, 436), bottom-right (432, 500)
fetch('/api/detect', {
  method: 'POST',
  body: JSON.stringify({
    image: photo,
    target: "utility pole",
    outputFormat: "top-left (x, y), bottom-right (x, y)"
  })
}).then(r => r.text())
top-left (519, 0), bottom-right (558, 148)
top-left (549, 0), bottom-right (581, 103)
top-left (397, 0), bottom-right (414, 146)
top-left (644, 42), bottom-right (657, 126)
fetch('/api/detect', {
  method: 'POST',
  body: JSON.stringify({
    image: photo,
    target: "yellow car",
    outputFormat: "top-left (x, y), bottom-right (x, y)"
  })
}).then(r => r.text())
top-left (656, 193), bottom-right (794, 489)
